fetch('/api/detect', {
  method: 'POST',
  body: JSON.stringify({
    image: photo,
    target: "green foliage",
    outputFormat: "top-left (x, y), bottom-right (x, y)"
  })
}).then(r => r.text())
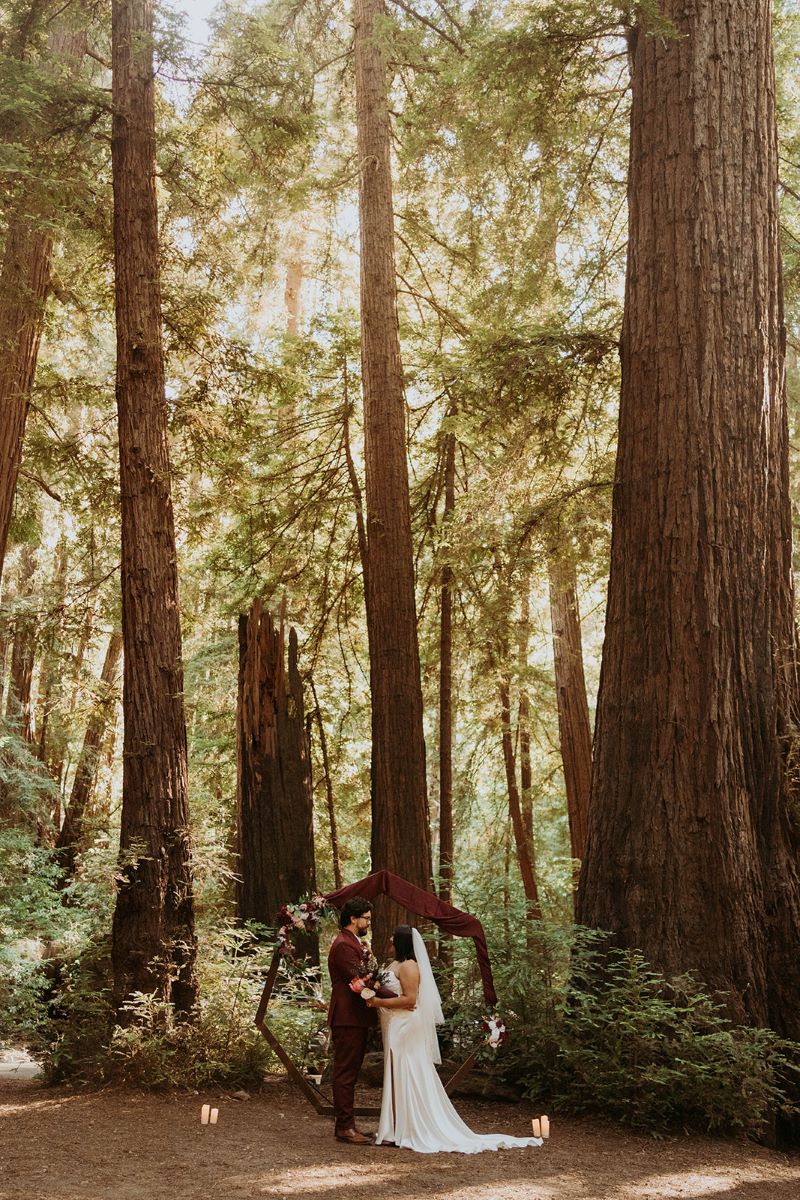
top-left (455, 914), bottom-right (799, 1135)
top-left (0, 828), bottom-right (65, 1047)
top-left (0, 730), bottom-right (59, 823)
top-left (37, 927), bottom-right (319, 1091)
top-left (104, 984), bottom-right (273, 1092)
top-left (0, 828), bottom-right (63, 941)
top-left (0, 828), bottom-right (120, 1051)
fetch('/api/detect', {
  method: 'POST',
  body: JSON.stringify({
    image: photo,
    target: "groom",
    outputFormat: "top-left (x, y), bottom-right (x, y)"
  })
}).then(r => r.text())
top-left (327, 896), bottom-right (386, 1145)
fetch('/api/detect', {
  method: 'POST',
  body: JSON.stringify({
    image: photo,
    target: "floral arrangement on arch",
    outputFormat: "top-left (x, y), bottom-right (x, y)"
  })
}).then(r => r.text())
top-left (482, 1014), bottom-right (507, 1049)
top-left (276, 894), bottom-right (333, 957)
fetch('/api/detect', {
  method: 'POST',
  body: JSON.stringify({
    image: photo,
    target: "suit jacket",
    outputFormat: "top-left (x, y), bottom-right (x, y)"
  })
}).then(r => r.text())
top-left (327, 930), bottom-right (378, 1029)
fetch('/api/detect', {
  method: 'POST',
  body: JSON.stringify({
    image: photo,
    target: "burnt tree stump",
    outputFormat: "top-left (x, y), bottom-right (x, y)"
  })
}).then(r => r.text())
top-left (236, 600), bottom-right (317, 959)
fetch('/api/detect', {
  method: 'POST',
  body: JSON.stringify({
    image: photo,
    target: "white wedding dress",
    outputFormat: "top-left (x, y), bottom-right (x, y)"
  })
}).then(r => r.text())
top-left (375, 930), bottom-right (543, 1154)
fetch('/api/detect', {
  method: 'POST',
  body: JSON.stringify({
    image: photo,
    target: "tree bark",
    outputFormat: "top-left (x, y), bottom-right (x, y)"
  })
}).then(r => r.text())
top-left (0, 607), bottom-right (9, 714)
top-left (548, 556), bottom-right (591, 866)
top-left (56, 630), bottom-right (123, 877)
top-left (37, 535), bottom-right (68, 774)
top-left (518, 583), bottom-right (534, 852)
top-left (5, 542), bottom-right (37, 742)
top-left (438, 428), bottom-right (456, 987)
top-left (49, 591), bottom-right (98, 795)
top-left (0, 23), bottom-right (86, 586)
top-left (0, 223), bottom-right (52, 584)
top-left (310, 675), bottom-right (342, 890)
top-left (576, 0), bottom-right (800, 1042)
top-left (236, 601), bottom-right (316, 954)
top-left (110, 0), bottom-right (196, 1016)
top-left (354, 0), bottom-right (432, 951)
top-left (342, 362), bottom-right (370, 603)
top-left (499, 672), bottom-right (542, 920)
top-left (284, 228), bottom-right (305, 337)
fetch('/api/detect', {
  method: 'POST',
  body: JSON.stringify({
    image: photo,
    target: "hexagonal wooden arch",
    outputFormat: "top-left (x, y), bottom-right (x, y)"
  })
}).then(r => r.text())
top-left (255, 870), bottom-right (499, 1116)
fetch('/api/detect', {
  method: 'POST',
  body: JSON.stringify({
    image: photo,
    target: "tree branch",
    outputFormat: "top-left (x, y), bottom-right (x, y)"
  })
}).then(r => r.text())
top-left (387, 0), bottom-right (465, 54)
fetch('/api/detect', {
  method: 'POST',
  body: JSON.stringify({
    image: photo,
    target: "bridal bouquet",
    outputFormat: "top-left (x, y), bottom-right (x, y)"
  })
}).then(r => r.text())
top-left (349, 949), bottom-right (389, 1000)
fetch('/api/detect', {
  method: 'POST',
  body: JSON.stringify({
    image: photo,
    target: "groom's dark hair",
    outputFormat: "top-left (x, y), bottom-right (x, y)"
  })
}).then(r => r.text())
top-left (340, 896), bottom-right (372, 928)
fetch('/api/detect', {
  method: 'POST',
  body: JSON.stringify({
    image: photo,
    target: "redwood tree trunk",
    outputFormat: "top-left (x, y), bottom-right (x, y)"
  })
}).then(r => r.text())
top-left (236, 602), bottom-right (316, 952)
top-left (37, 535), bottom-right (68, 777)
top-left (284, 228), bottom-right (305, 337)
top-left (518, 584), bottom-right (534, 851)
top-left (577, 1), bottom-right (800, 1041)
top-left (0, 607), bottom-right (9, 712)
top-left (56, 630), bottom-right (122, 877)
top-left (0, 223), bottom-right (52, 582)
top-left (110, 0), bottom-right (196, 1015)
top-left (354, 0), bottom-right (432, 950)
top-left (499, 672), bottom-right (542, 920)
top-left (50, 592), bottom-right (97, 793)
top-left (438, 428), bottom-right (456, 988)
top-left (310, 676), bottom-right (342, 890)
top-left (0, 24), bottom-right (86, 585)
top-left (548, 556), bottom-right (591, 866)
top-left (5, 542), bottom-right (37, 741)
top-left (438, 429), bottom-right (455, 905)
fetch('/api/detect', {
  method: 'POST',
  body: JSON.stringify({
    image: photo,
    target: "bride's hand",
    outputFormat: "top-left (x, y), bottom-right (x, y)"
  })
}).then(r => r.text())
top-left (365, 997), bottom-right (380, 1008)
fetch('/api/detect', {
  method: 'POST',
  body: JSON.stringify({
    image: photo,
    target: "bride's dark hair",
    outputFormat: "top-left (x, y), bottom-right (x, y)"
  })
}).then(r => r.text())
top-left (392, 925), bottom-right (416, 962)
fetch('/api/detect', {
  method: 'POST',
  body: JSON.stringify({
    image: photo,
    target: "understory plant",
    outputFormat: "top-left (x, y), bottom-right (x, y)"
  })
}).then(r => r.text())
top-left (39, 924), bottom-right (330, 1091)
top-left (453, 909), bottom-right (799, 1135)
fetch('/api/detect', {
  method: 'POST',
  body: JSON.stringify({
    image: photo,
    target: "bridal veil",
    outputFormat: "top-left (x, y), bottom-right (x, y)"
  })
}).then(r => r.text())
top-left (411, 928), bottom-right (444, 1064)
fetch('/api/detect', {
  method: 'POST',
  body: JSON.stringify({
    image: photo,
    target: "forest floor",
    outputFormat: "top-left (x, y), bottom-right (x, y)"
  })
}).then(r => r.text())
top-left (1, 1069), bottom-right (799, 1200)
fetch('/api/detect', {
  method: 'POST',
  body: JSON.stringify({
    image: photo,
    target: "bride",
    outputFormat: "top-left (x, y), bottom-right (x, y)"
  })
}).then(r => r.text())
top-left (365, 926), bottom-right (543, 1154)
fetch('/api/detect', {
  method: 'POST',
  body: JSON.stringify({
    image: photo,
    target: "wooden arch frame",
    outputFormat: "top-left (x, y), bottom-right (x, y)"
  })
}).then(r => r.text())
top-left (255, 870), bottom-right (498, 1117)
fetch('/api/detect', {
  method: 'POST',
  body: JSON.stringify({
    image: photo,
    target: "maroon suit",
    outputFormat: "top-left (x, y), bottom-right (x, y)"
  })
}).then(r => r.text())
top-left (327, 929), bottom-right (377, 1132)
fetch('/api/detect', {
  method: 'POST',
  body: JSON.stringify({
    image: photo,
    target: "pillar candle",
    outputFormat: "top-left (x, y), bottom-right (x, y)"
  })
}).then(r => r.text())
top-left (531, 1118), bottom-right (541, 1137)
top-left (210, 1108), bottom-right (219, 1125)
top-left (201, 1104), bottom-right (210, 1125)
top-left (541, 1115), bottom-right (550, 1138)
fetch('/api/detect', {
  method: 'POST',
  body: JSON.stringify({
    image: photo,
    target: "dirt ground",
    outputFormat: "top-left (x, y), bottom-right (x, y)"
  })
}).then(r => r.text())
top-left (1, 1071), bottom-right (799, 1200)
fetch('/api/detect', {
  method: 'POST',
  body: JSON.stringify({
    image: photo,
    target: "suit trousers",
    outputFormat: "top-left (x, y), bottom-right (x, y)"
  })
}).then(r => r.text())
top-left (330, 1024), bottom-right (370, 1132)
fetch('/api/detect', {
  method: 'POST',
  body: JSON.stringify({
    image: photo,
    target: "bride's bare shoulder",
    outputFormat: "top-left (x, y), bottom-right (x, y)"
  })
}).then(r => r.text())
top-left (397, 959), bottom-right (420, 980)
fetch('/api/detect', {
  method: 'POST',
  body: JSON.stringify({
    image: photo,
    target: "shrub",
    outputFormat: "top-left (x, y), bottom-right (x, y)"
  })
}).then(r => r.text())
top-left (476, 919), bottom-right (799, 1134)
top-left (0, 828), bottom-right (72, 1049)
top-left (39, 926), bottom-right (330, 1091)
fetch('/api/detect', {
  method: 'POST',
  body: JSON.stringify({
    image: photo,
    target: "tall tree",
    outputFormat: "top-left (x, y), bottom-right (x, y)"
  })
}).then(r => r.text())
top-left (438, 429), bottom-right (456, 900)
top-left (498, 667), bottom-right (542, 921)
top-left (109, 0), bottom-right (197, 1015)
top-left (353, 0), bottom-right (432, 944)
top-left (548, 555), bottom-right (591, 867)
top-left (517, 584), bottom-right (534, 854)
top-left (0, 20), bottom-right (86, 584)
top-left (5, 542), bottom-right (38, 742)
top-left (36, 534), bottom-right (68, 774)
top-left (577, 1), bottom-right (800, 1040)
top-left (438, 425), bottom-right (456, 985)
top-left (56, 630), bottom-right (123, 878)
top-left (310, 676), bottom-right (343, 890)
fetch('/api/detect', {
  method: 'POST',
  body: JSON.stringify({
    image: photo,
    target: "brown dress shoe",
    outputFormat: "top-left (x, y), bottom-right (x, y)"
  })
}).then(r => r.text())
top-left (335, 1128), bottom-right (372, 1145)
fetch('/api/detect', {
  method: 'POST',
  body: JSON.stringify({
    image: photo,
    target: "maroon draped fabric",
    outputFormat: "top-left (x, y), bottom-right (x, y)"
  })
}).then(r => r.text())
top-left (324, 870), bottom-right (497, 1006)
